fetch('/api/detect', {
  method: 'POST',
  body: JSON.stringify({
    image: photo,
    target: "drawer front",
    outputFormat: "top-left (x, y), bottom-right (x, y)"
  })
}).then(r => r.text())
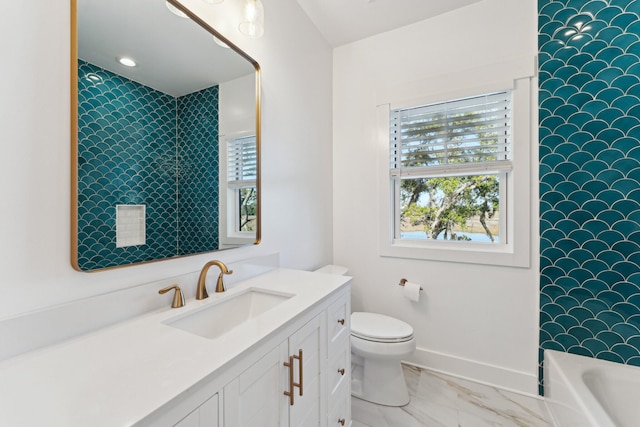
top-left (328, 389), bottom-right (350, 427)
top-left (328, 338), bottom-right (349, 402)
top-left (327, 294), bottom-right (349, 358)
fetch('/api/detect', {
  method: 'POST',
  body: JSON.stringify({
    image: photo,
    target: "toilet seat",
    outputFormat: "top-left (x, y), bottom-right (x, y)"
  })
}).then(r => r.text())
top-left (351, 312), bottom-right (414, 343)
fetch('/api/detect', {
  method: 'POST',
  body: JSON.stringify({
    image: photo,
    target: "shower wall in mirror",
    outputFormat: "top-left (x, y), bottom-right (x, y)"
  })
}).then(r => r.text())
top-left (77, 61), bottom-right (221, 270)
top-left (72, 0), bottom-right (261, 271)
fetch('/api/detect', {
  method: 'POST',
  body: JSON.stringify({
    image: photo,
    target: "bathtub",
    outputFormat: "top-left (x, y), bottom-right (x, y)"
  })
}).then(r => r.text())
top-left (544, 349), bottom-right (640, 427)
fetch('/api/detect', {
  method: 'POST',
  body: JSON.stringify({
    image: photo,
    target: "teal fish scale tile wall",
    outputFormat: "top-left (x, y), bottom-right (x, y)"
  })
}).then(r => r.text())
top-left (77, 61), bottom-right (219, 270)
top-left (78, 61), bottom-right (178, 270)
top-left (539, 0), bottom-right (640, 392)
top-left (177, 87), bottom-right (219, 255)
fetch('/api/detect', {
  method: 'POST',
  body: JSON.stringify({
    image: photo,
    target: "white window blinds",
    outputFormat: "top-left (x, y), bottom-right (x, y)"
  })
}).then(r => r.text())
top-left (390, 91), bottom-right (512, 177)
top-left (227, 135), bottom-right (257, 183)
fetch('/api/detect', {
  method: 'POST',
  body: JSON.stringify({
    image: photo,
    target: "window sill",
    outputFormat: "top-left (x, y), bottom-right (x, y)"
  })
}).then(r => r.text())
top-left (380, 238), bottom-right (530, 268)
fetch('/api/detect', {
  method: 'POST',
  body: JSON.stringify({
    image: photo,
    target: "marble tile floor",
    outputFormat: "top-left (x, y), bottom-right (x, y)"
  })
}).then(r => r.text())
top-left (352, 364), bottom-right (554, 427)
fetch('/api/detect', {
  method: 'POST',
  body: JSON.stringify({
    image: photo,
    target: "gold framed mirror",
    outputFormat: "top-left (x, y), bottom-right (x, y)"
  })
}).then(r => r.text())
top-left (71, 0), bottom-right (261, 271)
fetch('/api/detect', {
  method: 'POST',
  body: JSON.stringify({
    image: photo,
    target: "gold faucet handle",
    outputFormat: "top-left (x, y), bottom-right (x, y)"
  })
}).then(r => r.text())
top-left (215, 271), bottom-right (233, 293)
top-left (158, 285), bottom-right (185, 308)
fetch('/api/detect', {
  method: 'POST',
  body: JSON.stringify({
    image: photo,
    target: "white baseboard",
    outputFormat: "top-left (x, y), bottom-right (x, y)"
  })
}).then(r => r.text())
top-left (405, 347), bottom-right (540, 398)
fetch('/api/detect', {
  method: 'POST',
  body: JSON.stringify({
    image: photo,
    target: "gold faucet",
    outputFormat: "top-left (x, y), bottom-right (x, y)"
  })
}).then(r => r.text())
top-left (196, 260), bottom-right (233, 299)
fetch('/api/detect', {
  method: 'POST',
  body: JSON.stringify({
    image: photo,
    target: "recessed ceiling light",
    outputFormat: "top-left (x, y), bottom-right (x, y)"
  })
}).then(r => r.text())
top-left (117, 57), bottom-right (137, 67)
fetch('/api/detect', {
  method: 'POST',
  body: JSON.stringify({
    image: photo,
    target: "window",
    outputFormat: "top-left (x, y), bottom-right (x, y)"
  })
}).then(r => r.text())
top-left (227, 135), bottom-right (257, 233)
top-left (390, 91), bottom-right (512, 244)
top-left (377, 66), bottom-right (532, 267)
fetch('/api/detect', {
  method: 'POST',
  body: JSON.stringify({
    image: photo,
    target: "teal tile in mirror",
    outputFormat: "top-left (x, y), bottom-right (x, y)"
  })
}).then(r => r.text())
top-left (71, 0), bottom-right (261, 271)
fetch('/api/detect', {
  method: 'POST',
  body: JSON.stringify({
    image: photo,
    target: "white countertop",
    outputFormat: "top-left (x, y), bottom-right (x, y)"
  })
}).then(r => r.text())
top-left (0, 269), bottom-right (350, 426)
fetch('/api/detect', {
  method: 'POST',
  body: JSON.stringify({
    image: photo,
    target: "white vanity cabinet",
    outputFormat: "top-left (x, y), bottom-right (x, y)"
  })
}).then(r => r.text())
top-left (223, 287), bottom-right (351, 427)
top-left (155, 286), bottom-right (351, 427)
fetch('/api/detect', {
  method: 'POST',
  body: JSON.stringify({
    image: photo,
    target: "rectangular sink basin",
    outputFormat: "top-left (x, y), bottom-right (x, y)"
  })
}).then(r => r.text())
top-left (164, 288), bottom-right (294, 340)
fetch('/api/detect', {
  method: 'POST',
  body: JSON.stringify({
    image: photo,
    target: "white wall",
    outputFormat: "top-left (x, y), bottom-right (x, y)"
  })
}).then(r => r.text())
top-left (218, 73), bottom-right (257, 248)
top-left (0, 0), bottom-right (333, 320)
top-left (333, 0), bottom-right (540, 394)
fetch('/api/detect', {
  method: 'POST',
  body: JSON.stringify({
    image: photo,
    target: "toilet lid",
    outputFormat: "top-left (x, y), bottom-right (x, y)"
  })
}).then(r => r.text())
top-left (351, 312), bottom-right (414, 342)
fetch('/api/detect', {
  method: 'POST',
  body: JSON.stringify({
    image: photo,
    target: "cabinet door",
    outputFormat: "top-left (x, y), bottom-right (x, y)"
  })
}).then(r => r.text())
top-left (224, 341), bottom-right (289, 427)
top-left (174, 394), bottom-right (219, 427)
top-left (224, 313), bottom-right (325, 427)
top-left (288, 314), bottom-right (323, 427)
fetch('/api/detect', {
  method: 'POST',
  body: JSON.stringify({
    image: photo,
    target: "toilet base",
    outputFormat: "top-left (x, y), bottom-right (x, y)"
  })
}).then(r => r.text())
top-left (351, 357), bottom-right (410, 407)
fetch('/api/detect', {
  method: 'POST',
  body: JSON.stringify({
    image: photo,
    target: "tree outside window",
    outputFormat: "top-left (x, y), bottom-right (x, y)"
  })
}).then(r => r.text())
top-left (391, 91), bottom-right (511, 243)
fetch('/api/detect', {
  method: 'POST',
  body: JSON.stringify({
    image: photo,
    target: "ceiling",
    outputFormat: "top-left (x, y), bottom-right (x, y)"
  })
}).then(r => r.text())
top-left (77, 0), bottom-right (483, 96)
top-left (78, 0), bottom-right (254, 97)
top-left (296, 0), bottom-right (483, 47)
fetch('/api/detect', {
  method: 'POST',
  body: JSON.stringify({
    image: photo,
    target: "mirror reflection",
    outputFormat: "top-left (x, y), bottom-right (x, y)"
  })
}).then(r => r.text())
top-left (72, 0), bottom-right (260, 271)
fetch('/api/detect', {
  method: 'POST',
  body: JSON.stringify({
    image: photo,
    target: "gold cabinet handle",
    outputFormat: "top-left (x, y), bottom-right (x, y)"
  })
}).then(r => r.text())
top-left (338, 368), bottom-right (345, 376)
top-left (158, 285), bottom-right (185, 308)
top-left (338, 419), bottom-right (346, 426)
top-left (283, 355), bottom-right (295, 406)
top-left (337, 318), bottom-right (345, 325)
top-left (293, 349), bottom-right (303, 396)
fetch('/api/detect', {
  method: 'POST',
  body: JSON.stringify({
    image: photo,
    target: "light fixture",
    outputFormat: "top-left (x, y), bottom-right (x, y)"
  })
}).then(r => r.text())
top-left (85, 73), bottom-right (104, 85)
top-left (117, 57), bottom-right (137, 67)
top-left (201, 0), bottom-right (224, 3)
top-left (213, 36), bottom-right (230, 49)
top-left (165, 1), bottom-right (188, 18)
top-left (239, 0), bottom-right (264, 39)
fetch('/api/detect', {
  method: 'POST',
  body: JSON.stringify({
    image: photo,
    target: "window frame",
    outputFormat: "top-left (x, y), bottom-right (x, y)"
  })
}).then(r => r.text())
top-left (390, 91), bottom-right (512, 245)
top-left (378, 77), bottom-right (532, 267)
top-left (219, 132), bottom-right (257, 247)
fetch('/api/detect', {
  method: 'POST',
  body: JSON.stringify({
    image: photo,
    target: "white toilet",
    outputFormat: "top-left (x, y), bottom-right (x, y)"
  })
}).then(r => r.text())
top-left (350, 312), bottom-right (416, 406)
top-left (313, 265), bottom-right (416, 407)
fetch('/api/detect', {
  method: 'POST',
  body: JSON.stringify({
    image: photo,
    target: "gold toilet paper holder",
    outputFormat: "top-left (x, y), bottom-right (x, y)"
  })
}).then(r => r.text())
top-left (398, 278), bottom-right (423, 291)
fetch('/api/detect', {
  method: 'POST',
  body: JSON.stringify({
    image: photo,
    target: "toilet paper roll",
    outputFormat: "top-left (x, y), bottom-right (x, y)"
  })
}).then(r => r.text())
top-left (403, 281), bottom-right (422, 302)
